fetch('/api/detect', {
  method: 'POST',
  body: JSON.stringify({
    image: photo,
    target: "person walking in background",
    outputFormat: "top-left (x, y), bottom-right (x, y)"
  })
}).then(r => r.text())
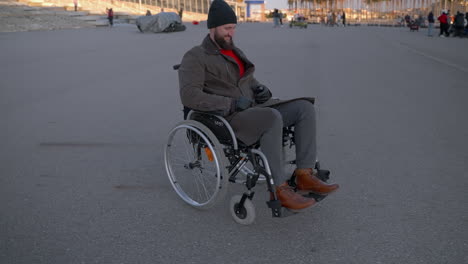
top-left (146, 10), bottom-right (152, 16)
top-left (272, 9), bottom-right (279, 28)
top-left (427, 11), bottom-right (434, 36)
top-left (465, 13), bottom-right (468, 35)
top-left (446, 10), bottom-right (453, 34)
top-left (178, 7), bottom-right (183, 20)
top-left (454, 11), bottom-right (465, 37)
top-left (73, 0), bottom-right (78, 12)
top-left (278, 10), bottom-right (283, 26)
top-left (107, 8), bottom-right (114, 27)
top-left (417, 13), bottom-right (425, 28)
top-left (447, 10), bottom-right (453, 24)
top-left (404, 14), bottom-right (411, 26)
top-left (438, 11), bottom-right (449, 37)
top-left (342, 11), bottom-right (346, 26)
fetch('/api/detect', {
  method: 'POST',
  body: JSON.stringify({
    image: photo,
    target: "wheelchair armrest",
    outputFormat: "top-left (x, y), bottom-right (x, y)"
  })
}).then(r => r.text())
top-left (183, 106), bottom-right (224, 120)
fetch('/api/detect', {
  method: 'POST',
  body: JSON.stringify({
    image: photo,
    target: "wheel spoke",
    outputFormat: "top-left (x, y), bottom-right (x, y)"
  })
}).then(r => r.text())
top-left (171, 155), bottom-right (191, 163)
top-left (182, 136), bottom-right (195, 163)
top-left (193, 169), bottom-right (211, 202)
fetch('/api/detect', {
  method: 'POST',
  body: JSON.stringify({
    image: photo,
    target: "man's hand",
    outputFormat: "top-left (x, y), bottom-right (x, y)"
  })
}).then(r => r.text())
top-left (254, 85), bottom-right (272, 104)
top-left (235, 96), bottom-right (253, 111)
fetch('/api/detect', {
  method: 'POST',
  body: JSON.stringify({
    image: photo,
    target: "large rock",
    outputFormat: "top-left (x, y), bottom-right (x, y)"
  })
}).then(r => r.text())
top-left (136, 12), bottom-right (185, 33)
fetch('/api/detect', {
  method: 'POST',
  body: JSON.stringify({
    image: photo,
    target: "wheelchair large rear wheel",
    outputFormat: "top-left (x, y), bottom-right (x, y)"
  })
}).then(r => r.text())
top-left (165, 120), bottom-right (228, 209)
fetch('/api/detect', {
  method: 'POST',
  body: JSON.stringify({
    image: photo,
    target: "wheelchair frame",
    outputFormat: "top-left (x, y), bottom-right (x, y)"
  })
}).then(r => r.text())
top-left (167, 64), bottom-right (328, 224)
top-left (165, 109), bottom-right (327, 224)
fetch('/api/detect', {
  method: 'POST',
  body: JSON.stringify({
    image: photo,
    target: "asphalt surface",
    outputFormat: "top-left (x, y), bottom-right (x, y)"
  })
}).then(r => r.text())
top-left (1, 23), bottom-right (467, 264)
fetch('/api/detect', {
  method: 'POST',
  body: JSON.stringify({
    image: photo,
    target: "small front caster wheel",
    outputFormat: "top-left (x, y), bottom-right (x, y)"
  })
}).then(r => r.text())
top-left (230, 195), bottom-right (256, 225)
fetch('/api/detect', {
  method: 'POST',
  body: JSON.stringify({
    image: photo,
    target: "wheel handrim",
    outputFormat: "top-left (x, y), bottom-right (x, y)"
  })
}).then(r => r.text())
top-left (165, 125), bottom-right (222, 207)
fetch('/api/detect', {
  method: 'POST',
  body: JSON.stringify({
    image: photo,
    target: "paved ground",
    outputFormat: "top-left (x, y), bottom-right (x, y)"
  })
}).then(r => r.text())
top-left (0, 0), bottom-right (93, 32)
top-left (1, 23), bottom-right (467, 264)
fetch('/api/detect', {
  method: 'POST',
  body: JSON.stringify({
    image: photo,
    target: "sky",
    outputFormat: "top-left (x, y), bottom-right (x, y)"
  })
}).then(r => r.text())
top-left (264, 0), bottom-right (289, 10)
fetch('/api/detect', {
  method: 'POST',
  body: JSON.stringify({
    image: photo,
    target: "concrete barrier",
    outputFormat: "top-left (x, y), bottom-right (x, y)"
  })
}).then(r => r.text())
top-left (94, 19), bottom-right (109, 27)
top-left (114, 12), bottom-right (131, 19)
top-left (41, 6), bottom-right (66, 11)
top-left (23, 6), bottom-right (41, 11)
top-left (76, 15), bottom-right (105, 21)
top-left (113, 18), bottom-right (129, 24)
top-left (128, 15), bottom-right (138, 24)
top-left (27, 0), bottom-right (44, 7)
top-left (64, 4), bottom-right (82, 11)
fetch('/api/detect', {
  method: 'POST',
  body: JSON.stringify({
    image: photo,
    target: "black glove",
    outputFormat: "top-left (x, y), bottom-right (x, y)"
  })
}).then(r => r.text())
top-left (234, 96), bottom-right (253, 112)
top-left (254, 85), bottom-right (272, 104)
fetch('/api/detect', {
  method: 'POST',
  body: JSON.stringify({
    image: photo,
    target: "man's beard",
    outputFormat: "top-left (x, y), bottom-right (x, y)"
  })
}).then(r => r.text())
top-left (214, 32), bottom-right (234, 50)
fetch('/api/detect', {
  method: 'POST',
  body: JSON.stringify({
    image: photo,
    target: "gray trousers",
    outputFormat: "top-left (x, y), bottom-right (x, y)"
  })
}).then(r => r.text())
top-left (259, 100), bottom-right (317, 184)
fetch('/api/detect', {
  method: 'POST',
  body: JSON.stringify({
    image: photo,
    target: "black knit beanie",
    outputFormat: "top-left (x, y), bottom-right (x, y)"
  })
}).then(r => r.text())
top-left (207, 0), bottom-right (237, 29)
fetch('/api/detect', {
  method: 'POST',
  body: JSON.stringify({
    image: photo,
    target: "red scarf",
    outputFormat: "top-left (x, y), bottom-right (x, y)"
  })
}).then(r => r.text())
top-left (220, 49), bottom-right (245, 78)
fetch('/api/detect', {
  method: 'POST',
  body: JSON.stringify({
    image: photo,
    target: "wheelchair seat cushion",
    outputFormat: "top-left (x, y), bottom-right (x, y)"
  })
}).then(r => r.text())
top-left (189, 112), bottom-right (235, 146)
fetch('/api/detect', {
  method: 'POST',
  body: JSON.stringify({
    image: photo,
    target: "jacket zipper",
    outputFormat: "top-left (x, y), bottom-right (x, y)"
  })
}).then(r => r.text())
top-left (220, 54), bottom-right (244, 96)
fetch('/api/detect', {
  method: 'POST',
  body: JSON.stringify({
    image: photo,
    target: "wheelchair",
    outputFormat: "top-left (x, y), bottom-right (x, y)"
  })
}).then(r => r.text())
top-left (166, 64), bottom-right (330, 225)
top-left (164, 106), bottom-right (331, 225)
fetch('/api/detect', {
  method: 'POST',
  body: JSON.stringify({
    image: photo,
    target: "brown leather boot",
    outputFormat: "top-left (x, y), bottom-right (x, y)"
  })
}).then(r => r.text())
top-left (295, 168), bottom-right (339, 195)
top-left (276, 183), bottom-right (316, 210)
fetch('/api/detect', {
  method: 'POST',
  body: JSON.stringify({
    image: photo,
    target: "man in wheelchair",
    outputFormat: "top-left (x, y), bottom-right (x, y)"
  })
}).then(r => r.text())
top-left (177, 0), bottom-right (339, 211)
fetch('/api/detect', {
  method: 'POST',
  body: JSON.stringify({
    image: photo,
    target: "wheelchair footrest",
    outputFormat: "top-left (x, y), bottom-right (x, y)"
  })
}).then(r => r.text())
top-left (266, 200), bottom-right (282, 217)
top-left (267, 200), bottom-right (304, 218)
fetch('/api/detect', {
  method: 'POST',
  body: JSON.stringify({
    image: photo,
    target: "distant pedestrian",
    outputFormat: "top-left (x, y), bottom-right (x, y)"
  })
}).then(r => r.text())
top-left (405, 14), bottom-right (411, 26)
top-left (453, 12), bottom-right (464, 37)
top-left (466, 13), bottom-right (468, 34)
top-left (107, 8), bottom-right (114, 27)
top-left (279, 11), bottom-right (283, 26)
top-left (73, 0), bottom-right (78, 12)
top-left (417, 14), bottom-right (425, 27)
top-left (272, 9), bottom-right (279, 28)
top-left (400, 17), bottom-right (405, 27)
top-left (178, 7), bottom-right (183, 19)
top-left (438, 11), bottom-right (449, 37)
top-left (332, 12), bottom-right (336, 27)
top-left (427, 11), bottom-right (434, 36)
top-left (447, 10), bottom-right (453, 24)
top-left (146, 10), bottom-right (152, 16)
top-left (342, 11), bottom-right (346, 26)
